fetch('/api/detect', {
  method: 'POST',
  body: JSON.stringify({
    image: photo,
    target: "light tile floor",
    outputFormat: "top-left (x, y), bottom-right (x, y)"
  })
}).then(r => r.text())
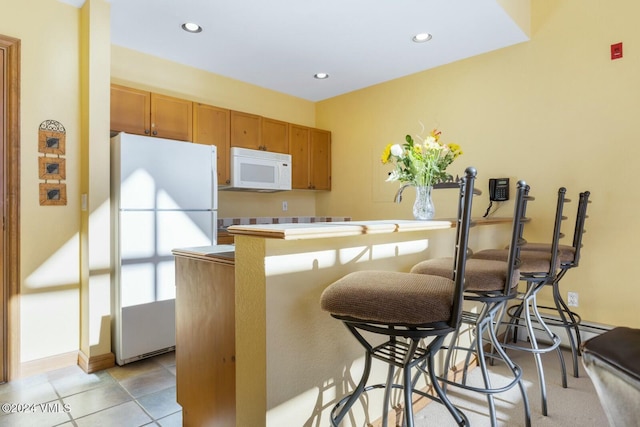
top-left (0, 352), bottom-right (181, 427)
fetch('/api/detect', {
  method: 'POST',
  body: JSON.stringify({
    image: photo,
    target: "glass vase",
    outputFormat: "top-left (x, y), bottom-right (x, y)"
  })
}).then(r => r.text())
top-left (413, 185), bottom-right (435, 220)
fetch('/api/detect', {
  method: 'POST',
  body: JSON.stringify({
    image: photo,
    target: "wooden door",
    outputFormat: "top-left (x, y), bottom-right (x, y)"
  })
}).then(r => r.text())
top-left (1, 34), bottom-right (21, 382)
top-left (310, 129), bottom-right (331, 190)
top-left (110, 84), bottom-right (151, 136)
top-left (0, 45), bottom-right (5, 384)
top-left (261, 118), bottom-right (289, 153)
top-left (193, 103), bottom-right (231, 185)
top-left (150, 93), bottom-right (193, 141)
top-left (230, 111), bottom-right (261, 150)
top-left (289, 124), bottom-right (310, 189)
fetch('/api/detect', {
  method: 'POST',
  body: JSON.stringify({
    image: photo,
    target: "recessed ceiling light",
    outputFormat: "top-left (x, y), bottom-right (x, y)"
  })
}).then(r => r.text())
top-left (182, 22), bottom-right (203, 33)
top-left (314, 73), bottom-right (329, 79)
top-left (412, 33), bottom-right (432, 43)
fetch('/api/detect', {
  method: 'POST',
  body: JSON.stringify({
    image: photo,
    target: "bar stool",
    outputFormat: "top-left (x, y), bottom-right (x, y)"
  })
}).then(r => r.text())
top-left (472, 187), bottom-right (569, 416)
top-left (517, 190), bottom-right (591, 377)
top-left (319, 167), bottom-right (477, 427)
top-left (410, 180), bottom-right (532, 427)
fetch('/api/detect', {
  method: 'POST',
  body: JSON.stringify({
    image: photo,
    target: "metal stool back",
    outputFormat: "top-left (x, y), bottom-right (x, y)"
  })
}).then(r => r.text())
top-left (410, 180), bottom-right (533, 427)
top-left (519, 190), bottom-right (591, 377)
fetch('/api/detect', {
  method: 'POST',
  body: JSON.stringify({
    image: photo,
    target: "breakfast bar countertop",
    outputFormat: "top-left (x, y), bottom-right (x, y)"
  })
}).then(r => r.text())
top-left (226, 217), bottom-right (513, 240)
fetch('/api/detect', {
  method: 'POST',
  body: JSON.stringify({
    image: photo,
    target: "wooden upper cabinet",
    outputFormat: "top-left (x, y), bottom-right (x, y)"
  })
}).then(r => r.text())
top-left (289, 125), bottom-right (331, 190)
top-left (110, 84), bottom-right (151, 136)
top-left (289, 124), bottom-right (311, 189)
top-left (193, 103), bottom-right (231, 186)
top-left (230, 111), bottom-right (261, 150)
top-left (310, 128), bottom-right (331, 191)
top-left (150, 93), bottom-right (193, 141)
top-left (261, 118), bottom-right (289, 153)
top-left (110, 84), bottom-right (193, 142)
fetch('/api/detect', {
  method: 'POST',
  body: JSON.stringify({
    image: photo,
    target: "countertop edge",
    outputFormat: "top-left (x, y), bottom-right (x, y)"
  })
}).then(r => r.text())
top-left (227, 217), bottom-right (512, 240)
top-left (172, 245), bottom-right (236, 264)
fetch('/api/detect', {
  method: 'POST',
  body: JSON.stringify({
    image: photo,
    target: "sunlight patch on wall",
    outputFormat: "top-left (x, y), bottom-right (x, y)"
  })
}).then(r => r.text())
top-left (21, 290), bottom-right (79, 362)
top-left (265, 239), bottom-right (429, 276)
top-left (24, 233), bottom-right (80, 289)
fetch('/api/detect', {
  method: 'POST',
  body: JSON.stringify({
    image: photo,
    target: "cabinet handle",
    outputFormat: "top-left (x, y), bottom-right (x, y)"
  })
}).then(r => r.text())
top-left (145, 129), bottom-right (150, 135)
top-left (152, 130), bottom-right (158, 136)
top-left (226, 179), bottom-right (231, 184)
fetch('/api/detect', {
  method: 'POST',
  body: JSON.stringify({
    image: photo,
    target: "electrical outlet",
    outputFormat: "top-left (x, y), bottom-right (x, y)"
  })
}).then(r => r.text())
top-left (567, 292), bottom-right (579, 307)
top-left (282, 201), bottom-right (288, 211)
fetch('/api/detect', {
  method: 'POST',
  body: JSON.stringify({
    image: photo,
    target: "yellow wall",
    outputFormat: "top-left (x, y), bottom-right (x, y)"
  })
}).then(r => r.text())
top-left (317, 0), bottom-right (640, 328)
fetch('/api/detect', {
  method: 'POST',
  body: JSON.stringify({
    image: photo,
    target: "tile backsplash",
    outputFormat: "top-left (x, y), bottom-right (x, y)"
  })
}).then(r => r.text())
top-left (218, 216), bottom-right (351, 229)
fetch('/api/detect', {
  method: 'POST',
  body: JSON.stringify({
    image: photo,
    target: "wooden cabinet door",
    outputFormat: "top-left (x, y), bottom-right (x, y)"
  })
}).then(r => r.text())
top-left (193, 103), bottom-right (231, 185)
top-left (289, 124), bottom-right (310, 189)
top-left (261, 118), bottom-right (289, 153)
top-left (230, 111), bottom-right (261, 150)
top-left (175, 256), bottom-right (236, 427)
top-left (310, 128), bottom-right (331, 190)
top-left (150, 93), bottom-right (193, 141)
top-left (110, 84), bottom-right (151, 136)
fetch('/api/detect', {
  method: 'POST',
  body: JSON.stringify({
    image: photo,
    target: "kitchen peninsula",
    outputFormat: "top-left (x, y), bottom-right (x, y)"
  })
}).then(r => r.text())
top-left (172, 218), bottom-right (512, 427)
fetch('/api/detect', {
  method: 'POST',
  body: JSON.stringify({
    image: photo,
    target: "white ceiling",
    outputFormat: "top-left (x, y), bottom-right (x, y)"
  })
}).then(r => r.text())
top-left (59, 0), bottom-right (529, 101)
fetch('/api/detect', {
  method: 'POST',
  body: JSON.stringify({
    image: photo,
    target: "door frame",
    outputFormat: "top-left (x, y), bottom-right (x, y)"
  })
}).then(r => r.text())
top-left (1, 34), bottom-right (21, 382)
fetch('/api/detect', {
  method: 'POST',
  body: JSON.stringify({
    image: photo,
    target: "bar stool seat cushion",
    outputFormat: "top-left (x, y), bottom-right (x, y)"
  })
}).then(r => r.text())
top-left (472, 248), bottom-right (559, 273)
top-left (320, 271), bottom-right (455, 325)
top-left (411, 258), bottom-right (519, 292)
top-left (516, 242), bottom-right (576, 263)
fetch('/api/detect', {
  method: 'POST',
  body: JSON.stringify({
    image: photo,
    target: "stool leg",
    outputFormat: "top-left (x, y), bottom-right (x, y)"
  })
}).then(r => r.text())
top-left (331, 349), bottom-right (373, 426)
top-left (517, 282), bottom-right (567, 416)
top-left (531, 291), bottom-right (568, 389)
top-left (522, 288), bottom-right (549, 416)
top-left (505, 300), bottom-right (525, 344)
top-left (403, 344), bottom-right (416, 427)
top-left (382, 362), bottom-right (394, 427)
top-left (424, 336), bottom-right (468, 426)
top-left (485, 306), bottom-right (532, 427)
top-left (474, 308), bottom-right (498, 426)
top-left (552, 274), bottom-right (581, 378)
top-left (442, 327), bottom-right (463, 392)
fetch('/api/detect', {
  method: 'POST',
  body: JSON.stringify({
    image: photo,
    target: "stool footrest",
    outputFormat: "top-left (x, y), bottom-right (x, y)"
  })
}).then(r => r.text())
top-left (535, 305), bottom-right (582, 328)
top-left (372, 340), bottom-right (427, 368)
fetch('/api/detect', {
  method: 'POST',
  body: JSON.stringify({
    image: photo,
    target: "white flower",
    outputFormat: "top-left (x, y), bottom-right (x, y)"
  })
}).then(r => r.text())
top-left (390, 144), bottom-right (404, 157)
top-left (424, 136), bottom-right (439, 149)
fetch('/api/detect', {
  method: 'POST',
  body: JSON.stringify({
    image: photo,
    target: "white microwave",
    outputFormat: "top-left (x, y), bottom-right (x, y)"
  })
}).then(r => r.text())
top-left (223, 147), bottom-right (292, 192)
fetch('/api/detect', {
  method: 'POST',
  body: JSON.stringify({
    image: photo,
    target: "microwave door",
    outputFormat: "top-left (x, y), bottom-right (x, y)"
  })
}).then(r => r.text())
top-left (236, 158), bottom-right (278, 190)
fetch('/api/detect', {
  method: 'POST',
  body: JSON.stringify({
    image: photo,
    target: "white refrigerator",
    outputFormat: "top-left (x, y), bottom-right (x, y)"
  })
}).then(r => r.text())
top-left (110, 132), bottom-right (217, 365)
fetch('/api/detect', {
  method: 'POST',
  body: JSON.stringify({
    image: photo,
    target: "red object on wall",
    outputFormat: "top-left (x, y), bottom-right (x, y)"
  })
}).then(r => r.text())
top-left (611, 42), bottom-right (623, 60)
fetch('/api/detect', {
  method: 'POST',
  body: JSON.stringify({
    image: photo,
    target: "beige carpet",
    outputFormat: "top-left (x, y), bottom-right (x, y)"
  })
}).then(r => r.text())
top-left (411, 347), bottom-right (608, 426)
